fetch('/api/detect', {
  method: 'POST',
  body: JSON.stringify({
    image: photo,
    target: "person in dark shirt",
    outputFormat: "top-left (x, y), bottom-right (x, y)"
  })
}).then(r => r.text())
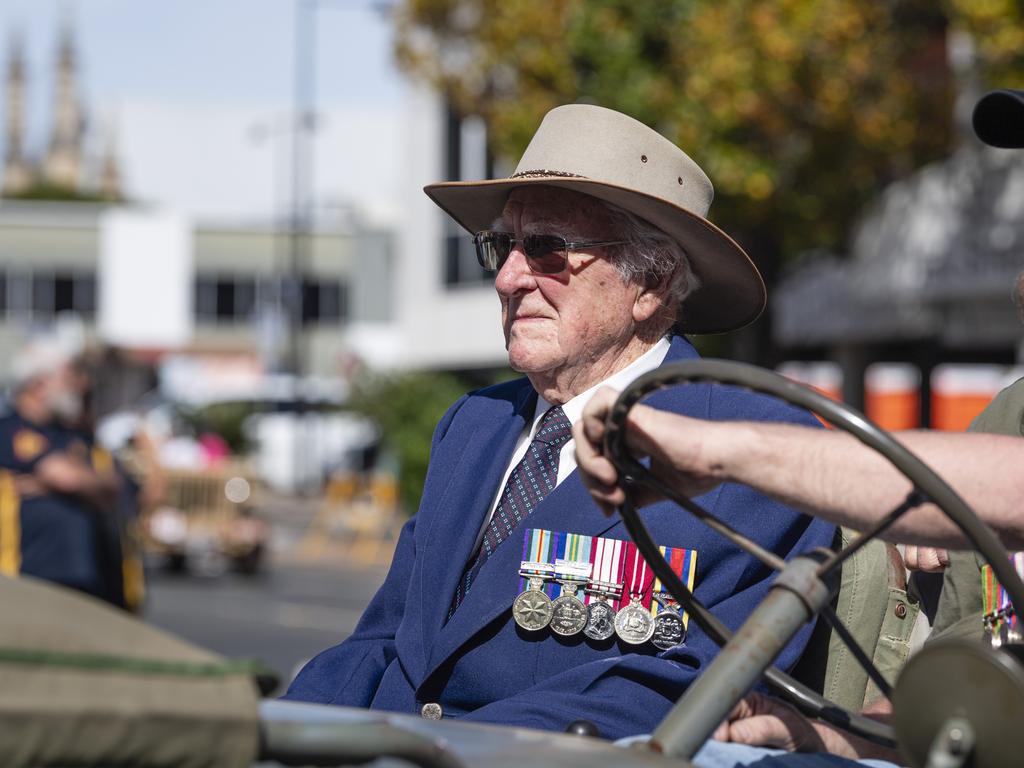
top-left (0, 339), bottom-right (119, 599)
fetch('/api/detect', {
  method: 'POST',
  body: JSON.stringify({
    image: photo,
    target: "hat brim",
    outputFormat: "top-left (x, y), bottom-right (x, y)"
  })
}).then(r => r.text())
top-left (424, 177), bottom-right (766, 334)
top-left (973, 89), bottom-right (1024, 148)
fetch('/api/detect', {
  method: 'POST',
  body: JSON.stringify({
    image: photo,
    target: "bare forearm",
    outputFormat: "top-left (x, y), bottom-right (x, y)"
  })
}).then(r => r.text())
top-left (701, 423), bottom-right (1024, 549)
top-left (36, 455), bottom-right (120, 511)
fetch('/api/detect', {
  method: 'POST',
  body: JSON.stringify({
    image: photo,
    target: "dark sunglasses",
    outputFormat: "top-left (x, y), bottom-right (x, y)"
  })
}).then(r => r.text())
top-left (473, 231), bottom-right (627, 274)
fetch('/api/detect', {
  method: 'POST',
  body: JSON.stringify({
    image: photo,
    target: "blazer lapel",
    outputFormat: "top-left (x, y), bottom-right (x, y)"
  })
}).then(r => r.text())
top-left (414, 383), bottom-right (537, 670)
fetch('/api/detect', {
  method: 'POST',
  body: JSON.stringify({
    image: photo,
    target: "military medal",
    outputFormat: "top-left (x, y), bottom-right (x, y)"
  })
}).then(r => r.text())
top-left (983, 553), bottom-right (1024, 647)
top-left (550, 583), bottom-right (588, 636)
top-left (584, 599), bottom-right (617, 641)
top-left (584, 537), bottom-right (625, 641)
top-left (513, 576), bottom-right (554, 631)
top-left (549, 537), bottom-right (593, 637)
top-left (514, 529), bottom-right (564, 632)
top-left (651, 593), bottom-right (686, 651)
top-left (647, 545), bottom-right (697, 650)
top-left (615, 545), bottom-right (654, 645)
top-left (615, 597), bottom-right (655, 645)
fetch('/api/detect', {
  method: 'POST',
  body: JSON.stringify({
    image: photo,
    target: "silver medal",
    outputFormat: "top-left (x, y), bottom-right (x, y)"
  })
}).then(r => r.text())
top-left (614, 598), bottom-right (655, 645)
top-left (583, 599), bottom-right (616, 641)
top-left (550, 590), bottom-right (588, 637)
top-left (513, 577), bottom-right (553, 632)
top-left (651, 610), bottom-right (685, 650)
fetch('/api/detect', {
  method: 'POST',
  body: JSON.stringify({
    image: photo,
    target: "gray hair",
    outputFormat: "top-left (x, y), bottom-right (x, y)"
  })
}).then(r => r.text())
top-left (597, 200), bottom-right (700, 326)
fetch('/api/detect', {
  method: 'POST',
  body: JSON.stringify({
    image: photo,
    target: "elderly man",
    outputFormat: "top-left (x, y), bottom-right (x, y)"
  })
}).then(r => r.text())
top-left (284, 104), bottom-right (834, 738)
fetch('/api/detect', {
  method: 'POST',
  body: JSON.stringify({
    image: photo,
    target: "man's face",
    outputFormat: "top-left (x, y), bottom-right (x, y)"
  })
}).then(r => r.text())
top-left (41, 362), bottom-right (83, 423)
top-left (494, 187), bottom-right (641, 388)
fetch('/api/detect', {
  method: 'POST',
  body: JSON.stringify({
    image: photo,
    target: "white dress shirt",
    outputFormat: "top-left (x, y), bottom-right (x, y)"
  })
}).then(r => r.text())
top-left (471, 337), bottom-right (672, 551)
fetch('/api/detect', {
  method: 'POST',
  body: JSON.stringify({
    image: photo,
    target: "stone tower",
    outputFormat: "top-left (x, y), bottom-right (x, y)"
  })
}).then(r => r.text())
top-left (3, 32), bottom-right (32, 196)
top-left (41, 21), bottom-right (84, 190)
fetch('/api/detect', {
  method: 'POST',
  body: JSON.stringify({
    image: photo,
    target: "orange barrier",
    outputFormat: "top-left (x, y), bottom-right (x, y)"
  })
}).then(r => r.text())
top-left (776, 362), bottom-right (842, 428)
top-left (776, 362), bottom-right (843, 402)
top-left (865, 364), bottom-right (920, 430)
top-left (930, 365), bottom-right (1016, 432)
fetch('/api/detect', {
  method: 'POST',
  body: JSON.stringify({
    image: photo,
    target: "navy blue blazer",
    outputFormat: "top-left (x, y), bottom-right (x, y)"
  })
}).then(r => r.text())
top-left (285, 337), bottom-right (836, 739)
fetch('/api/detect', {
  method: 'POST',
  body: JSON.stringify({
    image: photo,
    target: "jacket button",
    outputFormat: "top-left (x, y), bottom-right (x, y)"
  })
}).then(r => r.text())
top-left (421, 702), bottom-right (443, 720)
top-left (895, 602), bottom-right (907, 619)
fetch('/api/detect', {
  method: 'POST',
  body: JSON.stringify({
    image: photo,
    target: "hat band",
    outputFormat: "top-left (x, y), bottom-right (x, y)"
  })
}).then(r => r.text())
top-left (509, 169), bottom-right (586, 179)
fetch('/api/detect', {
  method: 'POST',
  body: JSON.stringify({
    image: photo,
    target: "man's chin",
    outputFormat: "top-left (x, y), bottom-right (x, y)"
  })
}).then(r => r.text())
top-left (506, 348), bottom-right (556, 376)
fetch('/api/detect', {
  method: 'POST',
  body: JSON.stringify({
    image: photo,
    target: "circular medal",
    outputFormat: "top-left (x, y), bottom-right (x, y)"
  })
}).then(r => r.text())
top-left (513, 588), bottom-right (553, 631)
top-left (550, 592), bottom-right (588, 636)
top-left (614, 600), bottom-right (655, 645)
top-left (583, 600), bottom-right (616, 641)
top-left (651, 611), bottom-right (685, 650)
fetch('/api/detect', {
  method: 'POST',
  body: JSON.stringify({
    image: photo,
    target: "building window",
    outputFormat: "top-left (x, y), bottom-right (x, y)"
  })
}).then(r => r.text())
top-left (302, 278), bottom-right (348, 324)
top-left (10, 270), bottom-right (97, 319)
top-left (194, 274), bottom-right (344, 325)
top-left (195, 274), bottom-right (257, 324)
top-left (442, 106), bottom-right (494, 288)
top-left (444, 233), bottom-right (489, 286)
top-left (54, 273), bottom-right (75, 313)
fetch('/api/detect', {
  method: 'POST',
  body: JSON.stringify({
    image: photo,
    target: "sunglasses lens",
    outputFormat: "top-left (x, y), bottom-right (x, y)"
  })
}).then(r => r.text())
top-left (522, 235), bottom-right (568, 274)
top-left (474, 231), bottom-right (512, 270)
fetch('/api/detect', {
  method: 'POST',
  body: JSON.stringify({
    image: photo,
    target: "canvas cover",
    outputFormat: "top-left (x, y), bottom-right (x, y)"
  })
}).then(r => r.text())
top-left (0, 574), bottom-right (259, 768)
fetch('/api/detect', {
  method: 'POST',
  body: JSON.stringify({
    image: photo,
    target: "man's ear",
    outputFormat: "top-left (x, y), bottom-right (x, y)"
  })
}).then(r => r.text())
top-left (632, 270), bottom-right (673, 324)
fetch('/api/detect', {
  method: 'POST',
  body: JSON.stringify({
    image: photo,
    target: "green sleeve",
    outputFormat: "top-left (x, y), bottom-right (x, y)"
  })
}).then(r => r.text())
top-left (928, 377), bottom-right (1024, 643)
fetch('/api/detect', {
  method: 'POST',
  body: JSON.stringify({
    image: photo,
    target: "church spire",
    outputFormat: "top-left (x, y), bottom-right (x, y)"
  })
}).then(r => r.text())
top-left (42, 16), bottom-right (85, 190)
top-left (3, 30), bottom-right (32, 196)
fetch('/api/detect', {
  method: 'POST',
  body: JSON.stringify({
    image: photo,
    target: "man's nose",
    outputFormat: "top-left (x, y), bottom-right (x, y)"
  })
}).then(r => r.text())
top-left (494, 247), bottom-right (535, 296)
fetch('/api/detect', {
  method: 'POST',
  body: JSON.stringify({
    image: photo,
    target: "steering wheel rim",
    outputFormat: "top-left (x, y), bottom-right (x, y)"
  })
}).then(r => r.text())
top-left (604, 358), bottom-right (1024, 747)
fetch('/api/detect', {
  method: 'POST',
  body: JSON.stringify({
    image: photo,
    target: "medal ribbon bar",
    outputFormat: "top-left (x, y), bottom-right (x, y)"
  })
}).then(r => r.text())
top-left (520, 529), bottom-right (559, 594)
top-left (621, 542), bottom-right (654, 608)
top-left (584, 536), bottom-right (626, 609)
top-left (982, 551), bottom-right (1024, 639)
top-left (650, 545), bottom-right (698, 627)
top-left (553, 531), bottom-right (594, 595)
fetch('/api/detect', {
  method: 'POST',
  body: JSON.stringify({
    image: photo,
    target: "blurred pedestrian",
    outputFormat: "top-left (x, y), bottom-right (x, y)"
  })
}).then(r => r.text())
top-left (0, 338), bottom-right (119, 600)
top-left (58, 353), bottom-right (159, 612)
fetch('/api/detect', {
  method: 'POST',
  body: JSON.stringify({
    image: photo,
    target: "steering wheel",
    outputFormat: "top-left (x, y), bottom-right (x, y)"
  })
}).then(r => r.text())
top-left (602, 359), bottom-right (1024, 753)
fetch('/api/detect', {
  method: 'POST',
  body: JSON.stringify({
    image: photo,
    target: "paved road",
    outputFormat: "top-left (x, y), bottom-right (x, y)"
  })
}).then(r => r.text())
top-left (144, 560), bottom-right (388, 694)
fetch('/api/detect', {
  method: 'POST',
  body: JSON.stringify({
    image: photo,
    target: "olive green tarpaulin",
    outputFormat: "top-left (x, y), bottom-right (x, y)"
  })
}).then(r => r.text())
top-left (0, 574), bottom-right (259, 768)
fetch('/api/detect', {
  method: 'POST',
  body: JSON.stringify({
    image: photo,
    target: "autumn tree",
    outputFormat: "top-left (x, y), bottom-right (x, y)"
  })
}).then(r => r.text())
top-left (393, 0), bottom-right (1021, 360)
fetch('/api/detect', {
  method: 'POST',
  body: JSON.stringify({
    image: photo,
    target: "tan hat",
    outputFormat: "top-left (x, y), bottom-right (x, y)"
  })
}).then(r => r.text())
top-left (424, 104), bottom-right (765, 334)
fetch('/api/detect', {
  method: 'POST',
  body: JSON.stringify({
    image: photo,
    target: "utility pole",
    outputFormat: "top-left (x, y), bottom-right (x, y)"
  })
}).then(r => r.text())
top-left (288, 0), bottom-right (317, 386)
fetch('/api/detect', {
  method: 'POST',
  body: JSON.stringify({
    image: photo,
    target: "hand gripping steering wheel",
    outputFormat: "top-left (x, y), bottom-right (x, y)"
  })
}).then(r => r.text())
top-left (602, 359), bottom-right (1024, 757)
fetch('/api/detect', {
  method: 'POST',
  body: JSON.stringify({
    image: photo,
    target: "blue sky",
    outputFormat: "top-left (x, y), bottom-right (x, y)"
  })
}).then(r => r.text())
top-left (1, 0), bottom-right (403, 147)
top-left (0, 0), bottom-right (411, 220)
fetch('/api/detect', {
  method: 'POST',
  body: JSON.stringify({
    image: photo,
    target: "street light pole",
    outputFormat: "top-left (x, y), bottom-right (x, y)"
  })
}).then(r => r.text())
top-left (288, 0), bottom-right (317, 386)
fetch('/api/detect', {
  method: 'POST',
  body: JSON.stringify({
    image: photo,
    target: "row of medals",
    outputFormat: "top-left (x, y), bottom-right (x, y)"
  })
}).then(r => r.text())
top-left (984, 606), bottom-right (1021, 647)
top-left (512, 572), bottom-right (686, 650)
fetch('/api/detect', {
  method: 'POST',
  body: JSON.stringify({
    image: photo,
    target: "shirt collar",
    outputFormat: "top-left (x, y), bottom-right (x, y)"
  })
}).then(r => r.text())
top-left (532, 337), bottom-right (672, 433)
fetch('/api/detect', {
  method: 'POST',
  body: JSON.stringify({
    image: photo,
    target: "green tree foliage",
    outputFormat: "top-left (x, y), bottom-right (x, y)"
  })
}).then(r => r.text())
top-left (2, 182), bottom-right (120, 203)
top-left (395, 0), bottom-right (956, 268)
top-left (349, 370), bottom-right (481, 514)
top-left (949, 0), bottom-right (1024, 84)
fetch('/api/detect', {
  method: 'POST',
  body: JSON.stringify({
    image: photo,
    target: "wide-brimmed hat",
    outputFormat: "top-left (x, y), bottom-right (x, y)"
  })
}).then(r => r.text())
top-left (424, 104), bottom-right (765, 334)
top-left (973, 89), bottom-right (1024, 148)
